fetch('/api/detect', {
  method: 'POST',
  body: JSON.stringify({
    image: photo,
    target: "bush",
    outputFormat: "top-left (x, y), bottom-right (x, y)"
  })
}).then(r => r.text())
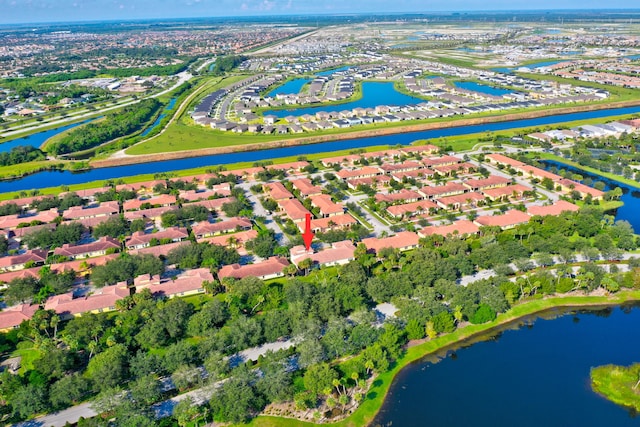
top-left (470, 304), bottom-right (496, 324)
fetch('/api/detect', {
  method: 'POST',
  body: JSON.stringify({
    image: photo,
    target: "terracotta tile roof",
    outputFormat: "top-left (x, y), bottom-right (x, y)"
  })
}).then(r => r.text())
top-left (309, 194), bottom-right (344, 216)
top-left (123, 194), bottom-right (177, 212)
top-left (203, 229), bottom-right (258, 247)
top-left (379, 161), bottom-right (423, 173)
top-left (265, 182), bottom-right (293, 201)
top-left (432, 162), bottom-right (477, 175)
top-left (519, 165), bottom-right (562, 182)
top-left (556, 178), bottom-right (605, 198)
top-left (346, 175), bottom-right (393, 189)
top-left (218, 256), bottom-right (290, 281)
top-left (420, 220), bottom-right (480, 237)
top-left (527, 200), bottom-right (580, 217)
top-left (125, 227), bottom-right (189, 249)
top-left (135, 268), bottom-right (214, 298)
top-left (128, 241), bottom-right (191, 257)
top-left (49, 254), bottom-right (119, 274)
top-left (266, 161), bottom-right (310, 172)
top-left (485, 153), bottom-right (526, 168)
top-left (179, 188), bottom-right (231, 202)
top-left (482, 184), bottom-right (533, 200)
top-left (401, 144), bottom-right (440, 155)
top-left (436, 192), bottom-right (485, 208)
top-left (421, 155), bottom-right (462, 167)
top-left (387, 200), bottom-right (438, 217)
top-left (189, 196), bottom-right (237, 211)
top-left (375, 189), bottom-right (424, 204)
top-left (123, 206), bottom-right (176, 221)
top-left (463, 176), bottom-right (511, 190)
top-left (53, 236), bottom-right (120, 259)
top-left (362, 231), bottom-right (420, 253)
top-left (290, 178), bottom-right (323, 196)
top-left (9, 223), bottom-right (56, 239)
top-left (63, 201), bottom-right (119, 220)
top-left (44, 284), bottom-right (130, 317)
top-left (336, 166), bottom-right (383, 180)
top-left (290, 240), bottom-right (356, 267)
top-left (0, 208), bottom-right (59, 230)
top-left (475, 210), bottom-right (531, 229)
top-left (278, 199), bottom-right (310, 222)
top-left (303, 213), bottom-right (358, 233)
top-left (0, 249), bottom-right (48, 271)
top-left (419, 182), bottom-right (467, 198)
top-left (0, 304), bottom-right (40, 330)
top-left (192, 217), bottom-right (252, 238)
top-left (0, 267), bottom-right (40, 284)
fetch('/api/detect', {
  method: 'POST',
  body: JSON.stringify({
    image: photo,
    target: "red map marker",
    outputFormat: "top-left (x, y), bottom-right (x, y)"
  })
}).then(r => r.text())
top-left (302, 213), bottom-right (315, 251)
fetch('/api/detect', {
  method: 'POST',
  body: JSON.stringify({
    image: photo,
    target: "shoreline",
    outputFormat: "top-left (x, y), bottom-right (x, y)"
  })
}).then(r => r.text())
top-left (91, 99), bottom-right (640, 169)
top-left (249, 290), bottom-right (640, 427)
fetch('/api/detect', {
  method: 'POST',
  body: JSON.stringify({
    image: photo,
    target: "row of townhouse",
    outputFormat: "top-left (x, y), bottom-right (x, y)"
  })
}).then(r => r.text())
top-left (485, 154), bottom-right (605, 201)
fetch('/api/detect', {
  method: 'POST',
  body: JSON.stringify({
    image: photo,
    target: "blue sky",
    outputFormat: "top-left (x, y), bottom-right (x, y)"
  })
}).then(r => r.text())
top-left (0, 0), bottom-right (638, 25)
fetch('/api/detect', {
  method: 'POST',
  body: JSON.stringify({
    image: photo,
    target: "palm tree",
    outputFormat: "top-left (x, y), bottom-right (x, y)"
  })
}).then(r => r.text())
top-left (298, 257), bottom-right (314, 276)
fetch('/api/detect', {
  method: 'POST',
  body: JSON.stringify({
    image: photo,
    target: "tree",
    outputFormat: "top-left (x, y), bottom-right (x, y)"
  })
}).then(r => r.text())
top-left (210, 374), bottom-right (263, 424)
top-left (425, 320), bottom-right (437, 339)
top-left (86, 344), bottom-right (128, 392)
top-left (49, 373), bottom-right (91, 409)
top-left (171, 364), bottom-right (202, 391)
top-left (174, 396), bottom-right (201, 427)
top-left (129, 374), bottom-right (161, 406)
top-left (470, 304), bottom-right (497, 324)
top-left (11, 384), bottom-right (49, 419)
top-left (405, 318), bottom-right (425, 340)
top-left (303, 363), bottom-right (339, 398)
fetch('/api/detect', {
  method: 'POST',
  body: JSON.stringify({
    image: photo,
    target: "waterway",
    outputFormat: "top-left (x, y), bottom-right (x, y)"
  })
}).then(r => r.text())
top-left (266, 79), bottom-right (310, 98)
top-left (316, 66), bottom-right (350, 76)
top-left (454, 81), bottom-right (513, 96)
top-left (139, 97), bottom-right (177, 137)
top-left (541, 159), bottom-right (640, 232)
top-left (0, 118), bottom-right (97, 153)
top-left (3, 104), bottom-right (640, 194)
top-left (374, 304), bottom-right (640, 427)
top-left (263, 82), bottom-right (425, 118)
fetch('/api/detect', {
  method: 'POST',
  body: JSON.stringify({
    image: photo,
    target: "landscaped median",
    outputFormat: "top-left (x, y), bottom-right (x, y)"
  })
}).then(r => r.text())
top-left (248, 290), bottom-right (640, 427)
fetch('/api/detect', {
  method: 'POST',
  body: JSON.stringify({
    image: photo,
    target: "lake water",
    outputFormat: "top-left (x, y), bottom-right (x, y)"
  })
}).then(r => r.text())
top-left (317, 66), bottom-right (350, 76)
top-left (541, 160), bottom-right (640, 232)
top-left (266, 79), bottom-right (310, 97)
top-left (263, 82), bottom-right (425, 118)
top-left (373, 304), bottom-right (640, 427)
top-left (454, 81), bottom-right (512, 96)
top-left (0, 118), bottom-right (97, 153)
top-left (140, 98), bottom-right (177, 137)
top-left (3, 104), bottom-right (640, 194)
top-left (492, 60), bottom-right (567, 74)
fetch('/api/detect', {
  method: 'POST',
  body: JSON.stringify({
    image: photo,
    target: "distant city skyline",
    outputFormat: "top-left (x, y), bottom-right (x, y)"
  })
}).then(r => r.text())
top-left (1, 1), bottom-right (640, 25)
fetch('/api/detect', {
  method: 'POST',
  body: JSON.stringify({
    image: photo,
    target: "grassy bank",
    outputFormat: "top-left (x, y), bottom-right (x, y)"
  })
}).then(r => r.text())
top-left (591, 363), bottom-right (640, 412)
top-left (120, 101), bottom-right (640, 160)
top-left (247, 290), bottom-right (640, 427)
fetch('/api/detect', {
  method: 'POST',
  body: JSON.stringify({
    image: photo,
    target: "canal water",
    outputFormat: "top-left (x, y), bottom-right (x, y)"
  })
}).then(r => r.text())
top-left (2, 105), bottom-right (640, 194)
top-left (373, 304), bottom-right (640, 427)
top-left (541, 160), bottom-right (640, 232)
top-left (0, 118), bottom-right (97, 153)
top-left (140, 97), bottom-right (177, 137)
top-left (263, 82), bottom-right (425, 118)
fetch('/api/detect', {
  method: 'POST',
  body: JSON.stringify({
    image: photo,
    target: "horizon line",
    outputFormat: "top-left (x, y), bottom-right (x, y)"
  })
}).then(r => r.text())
top-left (3, 8), bottom-right (640, 27)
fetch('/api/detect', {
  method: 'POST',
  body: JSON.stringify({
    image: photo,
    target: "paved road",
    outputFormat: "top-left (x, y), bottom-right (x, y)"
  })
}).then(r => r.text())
top-left (238, 182), bottom-right (290, 246)
top-left (1, 71), bottom-right (192, 140)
